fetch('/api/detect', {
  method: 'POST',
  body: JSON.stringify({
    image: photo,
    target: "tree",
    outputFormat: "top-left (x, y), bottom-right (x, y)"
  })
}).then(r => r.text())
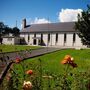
top-left (0, 22), bottom-right (12, 36)
top-left (75, 5), bottom-right (90, 47)
top-left (0, 22), bottom-right (5, 36)
top-left (0, 22), bottom-right (5, 44)
top-left (0, 22), bottom-right (20, 38)
top-left (12, 27), bottom-right (20, 36)
top-left (4, 26), bottom-right (13, 35)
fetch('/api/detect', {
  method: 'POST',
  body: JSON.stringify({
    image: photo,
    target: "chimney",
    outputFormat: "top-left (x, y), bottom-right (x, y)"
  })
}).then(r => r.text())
top-left (22, 18), bottom-right (26, 29)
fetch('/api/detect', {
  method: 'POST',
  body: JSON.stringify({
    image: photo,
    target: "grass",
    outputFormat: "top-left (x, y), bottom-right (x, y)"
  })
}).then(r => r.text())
top-left (25, 49), bottom-right (90, 74)
top-left (10, 49), bottom-right (90, 90)
top-left (0, 45), bottom-right (41, 52)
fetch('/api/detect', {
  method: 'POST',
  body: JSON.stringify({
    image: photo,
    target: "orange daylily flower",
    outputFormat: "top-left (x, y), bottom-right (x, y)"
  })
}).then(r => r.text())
top-left (61, 55), bottom-right (77, 68)
top-left (26, 70), bottom-right (33, 75)
top-left (61, 59), bottom-right (68, 64)
top-left (64, 55), bottom-right (71, 61)
top-left (61, 55), bottom-right (72, 64)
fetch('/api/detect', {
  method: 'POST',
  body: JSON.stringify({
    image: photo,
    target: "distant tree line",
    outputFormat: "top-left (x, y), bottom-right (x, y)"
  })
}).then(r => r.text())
top-left (0, 22), bottom-right (20, 37)
top-left (0, 22), bottom-right (20, 44)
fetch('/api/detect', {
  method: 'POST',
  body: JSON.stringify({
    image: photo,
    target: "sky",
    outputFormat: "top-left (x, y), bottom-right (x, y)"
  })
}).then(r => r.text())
top-left (0, 0), bottom-right (90, 29)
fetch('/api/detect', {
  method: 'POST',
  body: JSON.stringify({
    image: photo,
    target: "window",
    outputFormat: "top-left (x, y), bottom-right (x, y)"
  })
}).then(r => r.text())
top-left (73, 33), bottom-right (76, 43)
top-left (48, 34), bottom-right (50, 42)
top-left (56, 33), bottom-right (58, 42)
top-left (64, 33), bottom-right (66, 43)
top-left (41, 34), bottom-right (43, 40)
top-left (41, 33), bottom-right (43, 43)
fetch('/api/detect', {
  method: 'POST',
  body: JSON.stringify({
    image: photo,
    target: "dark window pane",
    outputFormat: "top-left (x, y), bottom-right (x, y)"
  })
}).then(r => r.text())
top-left (64, 33), bottom-right (66, 42)
top-left (48, 34), bottom-right (50, 42)
top-left (56, 33), bottom-right (58, 42)
top-left (73, 33), bottom-right (76, 43)
top-left (41, 33), bottom-right (43, 43)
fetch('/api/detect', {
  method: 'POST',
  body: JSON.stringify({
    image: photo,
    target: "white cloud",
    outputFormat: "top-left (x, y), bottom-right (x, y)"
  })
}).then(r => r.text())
top-left (58, 9), bottom-right (83, 22)
top-left (30, 17), bottom-right (51, 24)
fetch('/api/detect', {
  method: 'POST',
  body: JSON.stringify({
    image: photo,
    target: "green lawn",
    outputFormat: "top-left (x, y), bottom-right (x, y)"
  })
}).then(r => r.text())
top-left (0, 45), bottom-right (41, 52)
top-left (25, 49), bottom-right (90, 74)
top-left (10, 49), bottom-right (90, 90)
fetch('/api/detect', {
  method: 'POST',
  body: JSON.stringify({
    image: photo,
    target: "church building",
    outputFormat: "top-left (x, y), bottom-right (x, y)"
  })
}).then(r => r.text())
top-left (20, 19), bottom-right (85, 48)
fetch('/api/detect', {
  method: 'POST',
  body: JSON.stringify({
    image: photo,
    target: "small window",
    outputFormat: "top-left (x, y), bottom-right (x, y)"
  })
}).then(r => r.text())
top-left (64, 33), bottom-right (66, 43)
top-left (73, 33), bottom-right (76, 43)
top-left (41, 34), bottom-right (43, 43)
top-left (41, 34), bottom-right (43, 40)
top-left (48, 34), bottom-right (50, 42)
top-left (56, 33), bottom-right (58, 42)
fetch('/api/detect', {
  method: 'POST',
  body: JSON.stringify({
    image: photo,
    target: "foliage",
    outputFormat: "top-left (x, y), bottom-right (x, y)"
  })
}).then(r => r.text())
top-left (75, 5), bottom-right (90, 47)
top-left (0, 22), bottom-right (12, 36)
top-left (12, 27), bottom-right (20, 37)
top-left (0, 22), bottom-right (5, 35)
top-left (0, 22), bottom-right (5, 44)
top-left (0, 49), bottom-right (90, 90)
top-left (0, 21), bottom-right (20, 37)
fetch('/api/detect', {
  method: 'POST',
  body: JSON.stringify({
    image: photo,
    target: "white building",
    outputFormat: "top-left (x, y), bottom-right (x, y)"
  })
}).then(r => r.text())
top-left (2, 34), bottom-right (20, 45)
top-left (20, 19), bottom-right (86, 48)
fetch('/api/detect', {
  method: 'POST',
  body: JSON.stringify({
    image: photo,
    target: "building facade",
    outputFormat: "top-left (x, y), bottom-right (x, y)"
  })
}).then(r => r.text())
top-left (2, 34), bottom-right (20, 45)
top-left (2, 36), bottom-right (20, 45)
top-left (20, 19), bottom-right (85, 48)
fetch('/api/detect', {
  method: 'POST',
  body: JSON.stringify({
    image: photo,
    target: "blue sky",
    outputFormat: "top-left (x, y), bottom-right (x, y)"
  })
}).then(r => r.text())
top-left (0, 0), bottom-right (90, 29)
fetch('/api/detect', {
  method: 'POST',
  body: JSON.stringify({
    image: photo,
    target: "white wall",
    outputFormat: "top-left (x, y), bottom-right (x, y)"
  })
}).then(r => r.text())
top-left (51, 34), bottom-right (56, 46)
top-left (20, 32), bottom-right (84, 47)
top-left (57, 34), bottom-right (64, 46)
top-left (43, 34), bottom-right (48, 46)
top-left (75, 34), bottom-right (82, 46)
top-left (20, 34), bottom-right (24, 37)
top-left (3, 38), bottom-right (15, 45)
top-left (66, 34), bottom-right (73, 46)
top-left (30, 34), bottom-right (34, 45)
top-left (24, 34), bottom-right (29, 44)
top-left (36, 34), bottom-right (41, 37)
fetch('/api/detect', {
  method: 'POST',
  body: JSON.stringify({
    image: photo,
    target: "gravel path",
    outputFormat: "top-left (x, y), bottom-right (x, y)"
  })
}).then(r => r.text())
top-left (0, 47), bottom-right (61, 65)
top-left (0, 47), bottom-right (61, 76)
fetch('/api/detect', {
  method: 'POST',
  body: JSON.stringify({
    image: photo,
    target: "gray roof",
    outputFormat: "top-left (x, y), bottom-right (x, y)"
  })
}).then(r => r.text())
top-left (21, 22), bottom-right (76, 33)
